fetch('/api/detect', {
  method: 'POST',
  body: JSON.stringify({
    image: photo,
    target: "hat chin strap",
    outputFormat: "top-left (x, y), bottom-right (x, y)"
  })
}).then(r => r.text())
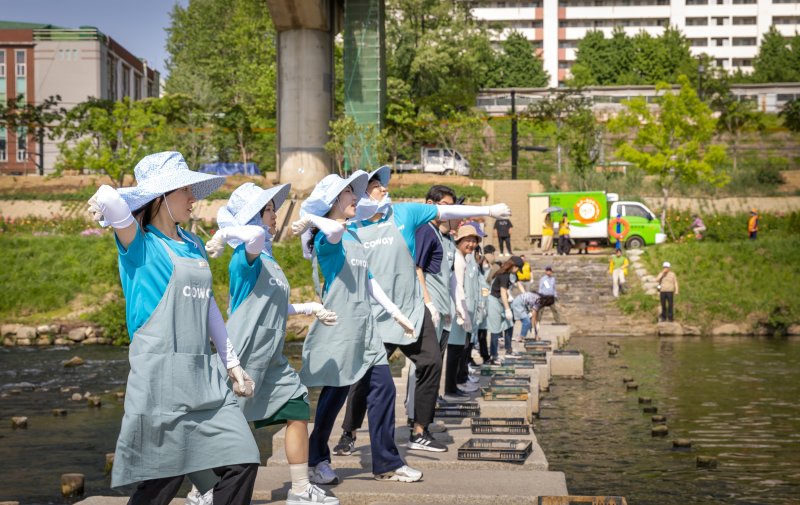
top-left (162, 193), bottom-right (179, 224)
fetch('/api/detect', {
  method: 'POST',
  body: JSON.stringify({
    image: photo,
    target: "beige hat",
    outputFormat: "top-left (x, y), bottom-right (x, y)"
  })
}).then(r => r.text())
top-left (455, 224), bottom-right (482, 243)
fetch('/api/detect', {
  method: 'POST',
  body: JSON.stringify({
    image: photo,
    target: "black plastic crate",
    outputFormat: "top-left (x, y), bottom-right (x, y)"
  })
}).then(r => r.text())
top-left (435, 401), bottom-right (480, 418)
top-left (457, 438), bottom-right (533, 463)
top-left (481, 386), bottom-right (529, 401)
top-left (491, 376), bottom-right (531, 387)
top-left (480, 365), bottom-right (516, 376)
top-left (471, 417), bottom-right (530, 435)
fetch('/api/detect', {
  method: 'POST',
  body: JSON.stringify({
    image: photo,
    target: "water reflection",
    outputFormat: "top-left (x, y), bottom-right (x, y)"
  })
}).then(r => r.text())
top-left (536, 336), bottom-right (800, 505)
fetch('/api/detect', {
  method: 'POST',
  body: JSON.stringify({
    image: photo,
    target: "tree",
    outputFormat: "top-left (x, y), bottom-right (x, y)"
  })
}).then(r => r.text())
top-left (752, 27), bottom-right (800, 83)
top-left (165, 0), bottom-right (276, 167)
top-left (0, 94), bottom-right (64, 174)
top-left (570, 31), bottom-right (613, 86)
top-left (325, 116), bottom-right (386, 175)
top-left (54, 98), bottom-right (171, 186)
top-left (706, 71), bottom-right (764, 171)
top-left (487, 31), bottom-right (549, 88)
top-left (780, 98), bottom-right (800, 132)
top-left (609, 76), bottom-right (728, 229)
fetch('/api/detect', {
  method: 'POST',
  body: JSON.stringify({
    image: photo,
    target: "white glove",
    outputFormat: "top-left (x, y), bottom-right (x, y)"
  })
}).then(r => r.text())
top-left (504, 309), bottom-right (513, 322)
top-left (488, 203), bottom-right (512, 219)
top-left (205, 225), bottom-right (265, 258)
top-left (290, 302), bottom-right (338, 326)
top-left (87, 185), bottom-right (134, 229)
top-left (227, 365), bottom-right (255, 398)
top-left (393, 312), bottom-right (416, 339)
top-left (291, 216), bottom-right (314, 236)
top-left (456, 312), bottom-right (473, 332)
top-left (205, 230), bottom-right (227, 258)
top-left (425, 302), bottom-right (440, 328)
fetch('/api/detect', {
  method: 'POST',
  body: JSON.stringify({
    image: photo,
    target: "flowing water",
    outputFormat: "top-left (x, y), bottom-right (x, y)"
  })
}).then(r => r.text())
top-left (1, 337), bottom-right (798, 504)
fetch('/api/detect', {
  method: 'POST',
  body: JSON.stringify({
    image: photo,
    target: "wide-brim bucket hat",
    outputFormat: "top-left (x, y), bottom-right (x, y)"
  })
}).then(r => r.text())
top-left (367, 165), bottom-right (391, 188)
top-left (118, 151), bottom-right (225, 212)
top-left (218, 182), bottom-right (291, 230)
top-left (455, 223), bottom-right (483, 243)
top-left (300, 171), bottom-right (369, 217)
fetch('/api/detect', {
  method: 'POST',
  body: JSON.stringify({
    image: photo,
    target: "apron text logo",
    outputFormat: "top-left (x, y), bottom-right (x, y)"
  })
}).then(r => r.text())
top-left (350, 258), bottom-right (368, 268)
top-left (182, 286), bottom-right (211, 299)
top-left (269, 278), bottom-right (289, 291)
top-left (363, 236), bottom-right (394, 249)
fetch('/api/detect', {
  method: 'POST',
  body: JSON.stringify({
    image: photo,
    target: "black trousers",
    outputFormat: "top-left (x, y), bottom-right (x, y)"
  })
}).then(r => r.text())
top-left (477, 329), bottom-right (490, 362)
top-left (128, 464), bottom-right (258, 505)
top-left (660, 292), bottom-right (674, 321)
top-left (444, 343), bottom-right (465, 394)
top-left (558, 235), bottom-right (571, 255)
top-left (498, 235), bottom-right (512, 255)
top-left (343, 307), bottom-right (442, 430)
top-left (458, 339), bottom-right (471, 384)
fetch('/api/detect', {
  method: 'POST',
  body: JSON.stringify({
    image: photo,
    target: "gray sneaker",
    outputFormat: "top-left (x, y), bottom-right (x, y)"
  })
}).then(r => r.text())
top-left (309, 461), bottom-right (339, 485)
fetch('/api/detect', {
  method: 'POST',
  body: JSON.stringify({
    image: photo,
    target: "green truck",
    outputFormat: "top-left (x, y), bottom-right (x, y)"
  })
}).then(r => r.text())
top-left (528, 191), bottom-right (666, 248)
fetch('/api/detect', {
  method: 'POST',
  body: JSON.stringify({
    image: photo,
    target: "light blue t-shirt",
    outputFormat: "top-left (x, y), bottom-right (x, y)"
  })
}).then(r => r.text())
top-left (228, 244), bottom-right (275, 315)
top-left (348, 202), bottom-right (438, 260)
top-left (116, 224), bottom-right (208, 340)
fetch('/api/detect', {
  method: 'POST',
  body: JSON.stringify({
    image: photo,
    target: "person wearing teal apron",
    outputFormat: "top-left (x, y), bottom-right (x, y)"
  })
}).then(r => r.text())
top-left (404, 185), bottom-right (458, 425)
top-left (335, 167), bottom-right (513, 454)
top-left (204, 182), bottom-right (339, 505)
top-left (86, 152), bottom-right (259, 505)
top-left (446, 223), bottom-right (483, 397)
top-left (488, 256), bottom-right (524, 363)
top-left (474, 246), bottom-right (492, 363)
top-left (290, 172), bottom-right (423, 485)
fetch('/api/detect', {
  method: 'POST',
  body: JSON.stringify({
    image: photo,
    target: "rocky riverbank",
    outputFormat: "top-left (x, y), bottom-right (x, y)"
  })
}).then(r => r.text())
top-left (1, 324), bottom-right (110, 347)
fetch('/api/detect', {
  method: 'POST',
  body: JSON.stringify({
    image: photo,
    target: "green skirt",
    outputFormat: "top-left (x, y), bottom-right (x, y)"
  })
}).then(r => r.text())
top-left (253, 395), bottom-right (310, 429)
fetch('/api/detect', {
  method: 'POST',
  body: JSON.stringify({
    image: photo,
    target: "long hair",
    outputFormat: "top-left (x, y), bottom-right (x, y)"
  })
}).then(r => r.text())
top-left (133, 196), bottom-right (165, 230)
top-left (489, 258), bottom-right (517, 283)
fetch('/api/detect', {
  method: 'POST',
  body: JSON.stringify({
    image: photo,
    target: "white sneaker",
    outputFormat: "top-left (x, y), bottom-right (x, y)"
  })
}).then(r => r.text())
top-left (185, 486), bottom-right (213, 505)
top-left (309, 461), bottom-right (339, 485)
top-left (467, 375), bottom-right (480, 384)
top-left (457, 382), bottom-right (479, 393)
top-left (287, 484), bottom-right (340, 505)
top-left (375, 464), bottom-right (423, 482)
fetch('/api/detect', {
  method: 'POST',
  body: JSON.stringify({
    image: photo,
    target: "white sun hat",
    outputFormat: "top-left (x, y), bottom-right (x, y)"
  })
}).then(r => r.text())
top-left (117, 152), bottom-right (225, 212)
top-left (217, 182), bottom-right (292, 229)
top-left (300, 171), bottom-right (368, 218)
top-left (663, 261), bottom-right (671, 268)
top-left (367, 165), bottom-right (391, 188)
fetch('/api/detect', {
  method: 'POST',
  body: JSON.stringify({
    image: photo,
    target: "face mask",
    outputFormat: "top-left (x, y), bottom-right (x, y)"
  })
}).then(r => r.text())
top-left (353, 194), bottom-right (392, 221)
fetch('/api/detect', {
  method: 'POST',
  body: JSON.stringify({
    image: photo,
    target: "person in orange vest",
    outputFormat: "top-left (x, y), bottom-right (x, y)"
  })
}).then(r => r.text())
top-left (748, 209), bottom-right (759, 240)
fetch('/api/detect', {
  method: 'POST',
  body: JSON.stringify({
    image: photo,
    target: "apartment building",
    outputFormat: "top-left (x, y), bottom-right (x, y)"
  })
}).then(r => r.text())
top-left (0, 21), bottom-right (160, 175)
top-left (471, 0), bottom-right (800, 87)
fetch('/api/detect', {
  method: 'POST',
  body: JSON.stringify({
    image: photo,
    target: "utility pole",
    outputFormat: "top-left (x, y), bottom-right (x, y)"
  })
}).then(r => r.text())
top-left (511, 90), bottom-right (518, 180)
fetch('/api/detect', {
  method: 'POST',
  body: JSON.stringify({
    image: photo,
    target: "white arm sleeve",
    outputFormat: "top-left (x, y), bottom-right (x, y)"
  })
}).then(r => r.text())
top-left (437, 204), bottom-right (489, 220)
top-left (288, 302), bottom-right (322, 316)
top-left (309, 215), bottom-right (346, 244)
top-left (368, 278), bottom-right (401, 317)
top-left (449, 267), bottom-right (458, 303)
top-left (208, 299), bottom-right (240, 369)
top-left (453, 253), bottom-right (468, 316)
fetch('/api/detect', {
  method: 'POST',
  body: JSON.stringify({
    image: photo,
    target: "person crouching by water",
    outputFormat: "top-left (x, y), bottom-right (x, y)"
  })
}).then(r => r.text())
top-left (86, 152), bottom-right (259, 505)
top-left (204, 182), bottom-right (340, 505)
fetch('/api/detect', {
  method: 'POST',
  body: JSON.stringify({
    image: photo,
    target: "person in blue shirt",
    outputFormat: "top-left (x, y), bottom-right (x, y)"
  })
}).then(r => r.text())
top-left (86, 152), bottom-right (259, 505)
top-left (290, 172), bottom-right (423, 485)
top-left (204, 182), bottom-right (339, 505)
top-left (333, 166), bottom-right (513, 455)
top-left (531, 265), bottom-right (562, 338)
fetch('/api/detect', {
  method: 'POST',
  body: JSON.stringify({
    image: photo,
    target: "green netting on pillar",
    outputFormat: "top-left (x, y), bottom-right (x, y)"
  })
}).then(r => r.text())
top-left (343, 0), bottom-right (385, 173)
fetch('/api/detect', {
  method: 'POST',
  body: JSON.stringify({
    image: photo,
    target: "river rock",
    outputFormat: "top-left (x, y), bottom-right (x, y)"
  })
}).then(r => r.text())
top-left (82, 337), bottom-right (110, 345)
top-left (71, 393), bottom-right (83, 401)
top-left (651, 425), bottom-right (668, 436)
top-left (627, 249), bottom-right (644, 257)
top-left (626, 382), bottom-right (639, 390)
top-left (645, 287), bottom-right (658, 296)
top-left (11, 416), bottom-right (28, 429)
top-left (87, 396), bottom-right (102, 408)
top-left (673, 438), bottom-right (692, 448)
top-left (2, 337), bottom-right (14, 347)
top-left (15, 338), bottom-right (32, 346)
top-left (53, 338), bottom-right (69, 345)
top-left (105, 453), bottom-right (115, 473)
top-left (657, 321), bottom-right (683, 336)
top-left (15, 326), bottom-right (36, 340)
top-left (61, 473), bottom-right (85, 497)
top-left (35, 336), bottom-right (52, 346)
top-left (787, 324), bottom-right (800, 336)
top-left (115, 391), bottom-right (126, 400)
top-left (682, 325), bottom-right (702, 336)
top-left (635, 268), bottom-right (648, 278)
top-left (0, 500), bottom-right (21, 504)
top-left (63, 356), bottom-right (85, 367)
top-left (52, 408), bottom-right (67, 416)
top-left (711, 323), bottom-right (749, 336)
top-left (1, 323), bottom-right (21, 336)
top-left (640, 275), bottom-right (656, 283)
top-left (67, 327), bottom-right (87, 342)
top-left (696, 456), bottom-right (717, 468)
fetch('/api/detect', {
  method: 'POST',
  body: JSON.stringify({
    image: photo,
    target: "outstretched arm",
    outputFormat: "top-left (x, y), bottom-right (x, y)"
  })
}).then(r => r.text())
top-left (87, 185), bottom-right (137, 249)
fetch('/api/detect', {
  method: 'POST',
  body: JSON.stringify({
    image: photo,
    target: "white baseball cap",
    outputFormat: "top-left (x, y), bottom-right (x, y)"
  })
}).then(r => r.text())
top-left (663, 261), bottom-right (671, 268)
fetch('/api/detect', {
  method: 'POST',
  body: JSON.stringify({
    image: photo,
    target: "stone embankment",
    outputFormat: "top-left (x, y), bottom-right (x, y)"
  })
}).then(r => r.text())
top-left (1, 324), bottom-right (110, 347)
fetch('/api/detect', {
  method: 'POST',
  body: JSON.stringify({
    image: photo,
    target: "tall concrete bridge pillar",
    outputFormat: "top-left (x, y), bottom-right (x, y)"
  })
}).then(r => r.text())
top-left (267, 0), bottom-right (337, 193)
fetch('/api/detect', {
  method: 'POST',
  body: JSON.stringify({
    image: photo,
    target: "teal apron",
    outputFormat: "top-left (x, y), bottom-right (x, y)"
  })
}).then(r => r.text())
top-left (225, 253), bottom-right (308, 421)
top-left (300, 231), bottom-right (388, 387)
top-left (478, 266), bottom-right (491, 331)
top-left (423, 223), bottom-right (455, 342)
top-left (354, 209), bottom-right (425, 345)
top-left (112, 235), bottom-right (259, 488)
top-left (449, 251), bottom-right (482, 346)
top-left (487, 294), bottom-right (512, 334)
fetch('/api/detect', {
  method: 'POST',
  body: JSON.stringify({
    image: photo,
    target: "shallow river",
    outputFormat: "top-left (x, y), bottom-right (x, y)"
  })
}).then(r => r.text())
top-left (1, 337), bottom-right (798, 504)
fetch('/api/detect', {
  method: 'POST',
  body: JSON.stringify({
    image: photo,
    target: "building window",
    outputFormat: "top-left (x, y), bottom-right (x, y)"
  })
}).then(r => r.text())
top-left (134, 74), bottom-right (142, 100)
top-left (712, 37), bottom-right (729, 46)
top-left (732, 0), bottom-right (755, 3)
top-left (733, 17), bottom-right (757, 25)
top-left (713, 17), bottom-right (728, 26)
top-left (773, 16), bottom-right (800, 25)
top-left (732, 58), bottom-right (753, 66)
top-left (107, 55), bottom-right (116, 100)
top-left (0, 50), bottom-right (5, 78)
top-left (732, 37), bottom-right (756, 46)
top-left (689, 38), bottom-right (708, 47)
top-left (0, 127), bottom-right (6, 162)
top-left (16, 127), bottom-right (27, 162)
top-left (686, 17), bottom-right (708, 26)
top-left (0, 50), bottom-right (5, 104)
top-left (686, 0), bottom-right (708, 4)
top-left (15, 50), bottom-right (26, 102)
top-left (122, 65), bottom-right (130, 98)
top-left (15, 50), bottom-right (25, 77)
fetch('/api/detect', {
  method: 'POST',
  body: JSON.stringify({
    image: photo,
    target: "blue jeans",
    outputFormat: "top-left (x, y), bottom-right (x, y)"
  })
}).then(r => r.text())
top-left (490, 327), bottom-right (513, 359)
top-left (519, 316), bottom-right (532, 338)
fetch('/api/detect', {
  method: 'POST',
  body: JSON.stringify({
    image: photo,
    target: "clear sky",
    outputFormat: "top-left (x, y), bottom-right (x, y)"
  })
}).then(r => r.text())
top-left (0, 0), bottom-right (187, 76)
